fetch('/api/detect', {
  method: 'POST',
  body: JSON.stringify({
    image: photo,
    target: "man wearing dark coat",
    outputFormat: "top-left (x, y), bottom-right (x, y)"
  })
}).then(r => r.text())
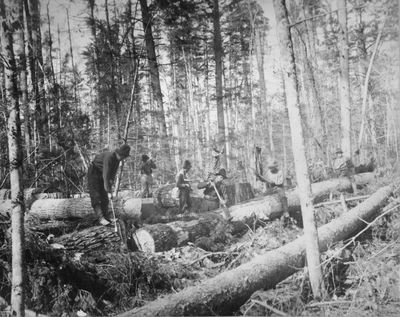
top-left (197, 168), bottom-right (228, 210)
top-left (176, 160), bottom-right (192, 214)
top-left (140, 154), bottom-right (156, 198)
top-left (87, 144), bottom-right (131, 225)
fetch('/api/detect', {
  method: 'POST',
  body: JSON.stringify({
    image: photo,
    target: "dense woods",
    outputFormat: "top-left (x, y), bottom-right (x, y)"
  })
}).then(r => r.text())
top-left (0, 0), bottom-right (399, 316)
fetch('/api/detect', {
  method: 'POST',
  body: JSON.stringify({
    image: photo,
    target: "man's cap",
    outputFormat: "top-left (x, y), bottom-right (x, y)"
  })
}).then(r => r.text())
top-left (183, 160), bottom-right (192, 169)
top-left (142, 154), bottom-right (149, 161)
top-left (335, 147), bottom-right (343, 154)
top-left (116, 144), bottom-right (131, 158)
top-left (216, 168), bottom-right (227, 179)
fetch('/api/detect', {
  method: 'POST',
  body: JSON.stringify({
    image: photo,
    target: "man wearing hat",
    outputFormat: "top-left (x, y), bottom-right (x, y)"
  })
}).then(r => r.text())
top-left (140, 154), bottom-right (156, 198)
top-left (198, 168), bottom-right (229, 210)
top-left (88, 144), bottom-right (131, 225)
top-left (176, 160), bottom-right (193, 214)
top-left (333, 147), bottom-right (357, 193)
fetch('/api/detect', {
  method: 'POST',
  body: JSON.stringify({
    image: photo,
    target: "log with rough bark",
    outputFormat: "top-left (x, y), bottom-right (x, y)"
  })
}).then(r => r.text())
top-left (133, 213), bottom-right (247, 252)
top-left (118, 185), bottom-right (393, 317)
top-left (223, 173), bottom-right (375, 223)
top-left (153, 182), bottom-right (254, 209)
top-left (53, 212), bottom-right (247, 253)
top-left (54, 225), bottom-right (123, 252)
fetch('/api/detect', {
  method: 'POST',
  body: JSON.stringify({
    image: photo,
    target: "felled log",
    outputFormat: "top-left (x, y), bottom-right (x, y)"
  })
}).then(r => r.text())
top-left (225, 182), bottom-right (254, 205)
top-left (0, 190), bottom-right (66, 215)
top-left (27, 197), bottom-right (142, 221)
top-left (223, 173), bottom-right (375, 223)
top-left (54, 225), bottom-right (123, 252)
top-left (53, 212), bottom-right (247, 253)
top-left (153, 182), bottom-right (254, 209)
top-left (118, 185), bottom-right (392, 317)
top-left (133, 213), bottom-right (247, 252)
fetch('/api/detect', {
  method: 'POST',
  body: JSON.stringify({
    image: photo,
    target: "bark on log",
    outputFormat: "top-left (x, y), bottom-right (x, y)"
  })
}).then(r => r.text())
top-left (54, 225), bottom-right (123, 252)
top-left (133, 213), bottom-right (247, 252)
top-left (27, 198), bottom-right (142, 221)
top-left (118, 185), bottom-right (392, 317)
top-left (53, 213), bottom-right (247, 253)
top-left (223, 173), bottom-right (375, 223)
top-left (153, 182), bottom-right (254, 209)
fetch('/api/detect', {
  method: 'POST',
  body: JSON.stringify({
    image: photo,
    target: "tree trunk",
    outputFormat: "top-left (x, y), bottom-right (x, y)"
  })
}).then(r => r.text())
top-left (0, 0), bottom-right (26, 314)
top-left (139, 0), bottom-right (170, 156)
top-left (212, 0), bottom-right (227, 168)
top-left (27, 197), bottom-right (142, 221)
top-left (29, 0), bottom-right (48, 148)
top-left (55, 225), bottom-right (124, 252)
top-left (357, 26), bottom-right (383, 150)
top-left (274, 0), bottom-right (326, 299)
top-left (132, 213), bottom-right (247, 252)
top-left (337, 0), bottom-right (352, 157)
top-left (118, 185), bottom-right (392, 317)
top-left (15, 0), bottom-right (30, 162)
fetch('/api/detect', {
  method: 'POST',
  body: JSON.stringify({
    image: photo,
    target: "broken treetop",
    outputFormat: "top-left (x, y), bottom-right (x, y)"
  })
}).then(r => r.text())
top-left (91, 151), bottom-right (120, 192)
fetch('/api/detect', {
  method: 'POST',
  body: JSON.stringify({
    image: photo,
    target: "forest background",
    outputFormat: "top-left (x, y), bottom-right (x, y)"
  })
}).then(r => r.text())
top-left (0, 0), bottom-right (398, 196)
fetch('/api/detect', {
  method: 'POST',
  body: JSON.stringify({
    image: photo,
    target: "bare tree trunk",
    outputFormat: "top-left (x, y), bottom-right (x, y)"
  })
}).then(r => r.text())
top-left (56, 24), bottom-right (63, 130)
top-left (23, 0), bottom-right (40, 154)
top-left (357, 26), bottom-right (383, 150)
top-left (15, 0), bottom-right (30, 162)
top-left (29, 0), bottom-right (48, 148)
top-left (337, 0), bottom-right (351, 157)
top-left (66, 8), bottom-right (77, 106)
top-left (46, 3), bottom-right (56, 149)
top-left (139, 0), bottom-right (170, 158)
top-left (212, 0), bottom-right (227, 168)
top-left (1, 0), bottom-right (26, 315)
top-left (273, 0), bottom-right (326, 300)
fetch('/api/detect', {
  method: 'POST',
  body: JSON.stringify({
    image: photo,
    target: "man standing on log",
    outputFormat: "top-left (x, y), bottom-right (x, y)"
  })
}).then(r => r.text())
top-left (140, 154), bottom-right (156, 198)
top-left (176, 160), bottom-right (192, 214)
top-left (88, 144), bottom-right (131, 225)
top-left (333, 148), bottom-right (357, 194)
top-left (197, 168), bottom-right (228, 211)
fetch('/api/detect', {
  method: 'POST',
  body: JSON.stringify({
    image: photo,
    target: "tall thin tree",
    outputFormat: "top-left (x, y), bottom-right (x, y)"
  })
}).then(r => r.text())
top-left (212, 0), bottom-right (227, 168)
top-left (273, 0), bottom-right (326, 299)
top-left (139, 0), bottom-right (169, 149)
top-left (0, 0), bottom-right (26, 315)
top-left (337, 0), bottom-right (351, 157)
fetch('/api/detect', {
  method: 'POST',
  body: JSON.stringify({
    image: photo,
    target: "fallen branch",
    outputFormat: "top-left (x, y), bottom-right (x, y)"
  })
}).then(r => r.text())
top-left (314, 195), bottom-right (370, 208)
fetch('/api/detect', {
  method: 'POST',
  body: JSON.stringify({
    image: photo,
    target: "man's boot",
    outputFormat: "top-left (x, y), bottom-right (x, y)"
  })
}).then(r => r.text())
top-left (94, 205), bottom-right (110, 226)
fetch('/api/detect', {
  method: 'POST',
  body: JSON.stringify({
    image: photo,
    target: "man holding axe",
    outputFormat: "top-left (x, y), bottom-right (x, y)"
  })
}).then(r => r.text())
top-left (198, 168), bottom-right (231, 219)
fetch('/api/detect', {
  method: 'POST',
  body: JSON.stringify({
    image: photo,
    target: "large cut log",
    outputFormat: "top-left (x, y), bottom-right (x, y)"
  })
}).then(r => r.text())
top-left (153, 182), bottom-right (254, 209)
top-left (27, 197), bottom-right (142, 221)
top-left (118, 185), bottom-right (393, 317)
top-left (54, 225), bottom-right (123, 252)
top-left (222, 173), bottom-right (375, 223)
top-left (53, 212), bottom-right (248, 253)
top-left (133, 213), bottom-right (247, 252)
top-left (0, 191), bottom-right (66, 215)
